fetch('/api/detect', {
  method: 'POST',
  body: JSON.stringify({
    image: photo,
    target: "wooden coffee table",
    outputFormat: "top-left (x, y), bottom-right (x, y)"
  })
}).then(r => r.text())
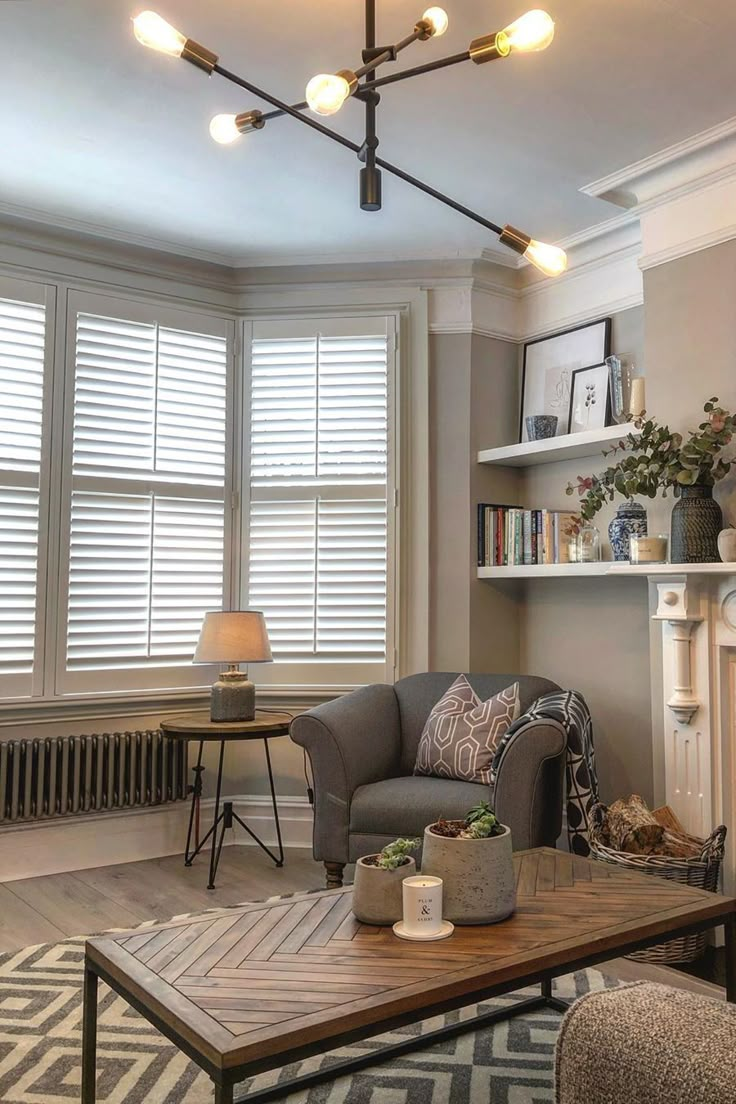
top-left (82, 848), bottom-right (736, 1104)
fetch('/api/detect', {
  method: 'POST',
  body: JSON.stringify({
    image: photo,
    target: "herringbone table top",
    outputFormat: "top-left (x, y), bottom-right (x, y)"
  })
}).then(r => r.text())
top-left (87, 848), bottom-right (735, 1072)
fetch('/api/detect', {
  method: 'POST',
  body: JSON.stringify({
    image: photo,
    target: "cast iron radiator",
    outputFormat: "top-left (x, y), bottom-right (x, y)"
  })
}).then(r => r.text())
top-left (0, 730), bottom-right (187, 824)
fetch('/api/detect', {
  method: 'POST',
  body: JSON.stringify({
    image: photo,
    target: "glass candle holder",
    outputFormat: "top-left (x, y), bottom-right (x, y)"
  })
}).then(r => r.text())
top-left (577, 523), bottom-right (601, 563)
top-left (629, 534), bottom-right (668, 565)
top-left (606, 354), bottom-right (646, 423)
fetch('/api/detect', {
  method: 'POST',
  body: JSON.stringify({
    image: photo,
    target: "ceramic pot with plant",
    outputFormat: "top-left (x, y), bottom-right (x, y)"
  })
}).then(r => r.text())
top-left (352, 837), bottom-right (420, 925)
top-left (567, 398), bottom-right (734, 564)
top-left (420, 802), bottom-right (515, 925)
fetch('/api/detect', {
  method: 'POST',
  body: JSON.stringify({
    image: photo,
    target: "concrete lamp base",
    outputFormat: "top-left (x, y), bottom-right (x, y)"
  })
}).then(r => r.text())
top-left (210, 668), bottom-right (256, 722)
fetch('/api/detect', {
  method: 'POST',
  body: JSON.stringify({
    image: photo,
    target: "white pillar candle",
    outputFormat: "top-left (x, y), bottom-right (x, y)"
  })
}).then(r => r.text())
top-left (401, 876), bottom-right (444, 936)
top-left (628, 377), bottom-right (646, 415)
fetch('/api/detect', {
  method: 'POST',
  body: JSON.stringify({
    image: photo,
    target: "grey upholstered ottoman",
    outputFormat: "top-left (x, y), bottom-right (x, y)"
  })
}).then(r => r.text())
top-left (556, 982), bottom-right (736, 1104)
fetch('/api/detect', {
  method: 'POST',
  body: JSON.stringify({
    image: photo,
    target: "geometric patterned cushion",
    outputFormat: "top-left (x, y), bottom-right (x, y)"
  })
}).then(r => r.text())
top-left (413, 674), bottom-right (520, 785)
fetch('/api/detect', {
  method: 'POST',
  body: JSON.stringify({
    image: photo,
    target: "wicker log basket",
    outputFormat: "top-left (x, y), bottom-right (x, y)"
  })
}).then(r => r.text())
top-left (589, 802), bottom-right (727, 964)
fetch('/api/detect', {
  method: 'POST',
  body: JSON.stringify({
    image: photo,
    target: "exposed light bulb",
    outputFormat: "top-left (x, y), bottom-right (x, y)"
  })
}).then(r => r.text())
top-left (132, 10), bottom-right (187, 56)
top-left (306, 73), bottom-right (351, 116)
top-left (524, 239), bottom-right (568, 277)
top-left (209, 114), bottom-right (241, 144)
top-left (422, 7), bottom-right (449, 37)
top-left (500, 10), bottom-right (555, 54)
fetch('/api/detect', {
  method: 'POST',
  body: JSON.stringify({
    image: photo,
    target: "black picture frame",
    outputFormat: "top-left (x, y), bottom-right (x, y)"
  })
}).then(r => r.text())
top-left (567, 363), bottom-right (612, 434)
top-left (519, 317), bottom-right (612, 442)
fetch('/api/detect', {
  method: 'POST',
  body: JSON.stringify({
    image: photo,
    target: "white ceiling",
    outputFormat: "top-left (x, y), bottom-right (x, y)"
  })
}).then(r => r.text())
top-left (1, 0), bottom-right (735, 265)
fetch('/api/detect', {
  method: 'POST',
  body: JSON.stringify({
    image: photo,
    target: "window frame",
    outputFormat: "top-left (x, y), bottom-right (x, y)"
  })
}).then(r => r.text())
top-left (239, 311), bottom-right (400, 690)
top-left (53, 289), bottom-right (236, 697)
top-left (0, 274), bottom-right (57, 703)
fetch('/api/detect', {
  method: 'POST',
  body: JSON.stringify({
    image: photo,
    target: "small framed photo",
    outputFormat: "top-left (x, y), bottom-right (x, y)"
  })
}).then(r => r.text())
top-left (568, 363), bottom-right (611, 433)
top-left (519, 318), bottom-right (611, 441)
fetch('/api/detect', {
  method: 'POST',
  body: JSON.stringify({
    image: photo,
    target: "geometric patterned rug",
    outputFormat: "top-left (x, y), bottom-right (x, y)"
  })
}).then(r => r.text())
top-left (0, 897), bottom-right (623, 1104)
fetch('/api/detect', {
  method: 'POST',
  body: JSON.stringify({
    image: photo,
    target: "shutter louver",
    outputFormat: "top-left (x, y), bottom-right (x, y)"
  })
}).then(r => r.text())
top-left (250, 338), bottom-right (317, 485)
top-left (65, 306), bottom-right (228, 683)
top-left (248, 326), bottom-right (390, 665)
top-left (0, 295), bottom-right (46, 683)
top-left (0, 487), bottom-right (40, 674)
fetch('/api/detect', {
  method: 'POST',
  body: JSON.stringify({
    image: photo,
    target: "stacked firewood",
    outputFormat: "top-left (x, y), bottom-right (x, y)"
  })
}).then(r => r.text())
top-left (594, 795), bottom-right (703, 858)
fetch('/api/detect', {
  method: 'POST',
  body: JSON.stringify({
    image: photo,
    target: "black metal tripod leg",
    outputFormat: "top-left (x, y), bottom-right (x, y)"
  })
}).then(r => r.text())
top-left (208, 741), bottom-right (226, 890)
top-left (184, 740), bottom-right (205, 865)
top-left (81, 963), bottom-right (98, 1104)
top-left (264, 738), bottom-right (284, 866)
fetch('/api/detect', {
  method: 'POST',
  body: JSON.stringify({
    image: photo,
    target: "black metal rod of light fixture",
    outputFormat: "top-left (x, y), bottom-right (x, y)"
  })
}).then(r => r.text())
top-left (360, 49), bottom-right (472, 92)
top-left (259, 47), bottom-right (472, 122)
top-left (212, 62), bottom-right (504, 237)
top-left (354, 27), bottom-right (425, 79)
top-left (361, 0), bottom-right (382, 211)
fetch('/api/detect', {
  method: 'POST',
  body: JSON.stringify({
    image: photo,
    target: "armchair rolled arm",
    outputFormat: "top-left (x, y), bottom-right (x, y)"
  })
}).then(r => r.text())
top-left (493, 718), bottom-right (566, 850)
top-left (290, 684), bottom-right (402, 863)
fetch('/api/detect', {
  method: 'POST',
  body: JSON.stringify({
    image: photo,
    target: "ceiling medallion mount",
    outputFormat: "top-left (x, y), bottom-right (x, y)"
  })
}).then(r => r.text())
top-left (132, 4), bottom-right (567, 277)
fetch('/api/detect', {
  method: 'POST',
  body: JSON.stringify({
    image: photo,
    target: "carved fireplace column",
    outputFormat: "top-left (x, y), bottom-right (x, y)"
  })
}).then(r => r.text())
top-left (649, 568), bottom-right (736, 894)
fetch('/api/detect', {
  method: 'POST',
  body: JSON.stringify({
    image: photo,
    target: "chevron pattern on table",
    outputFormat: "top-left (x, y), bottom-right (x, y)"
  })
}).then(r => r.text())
top-left (102, 849), bottom-right (704, 1048)
top-left (0, 924), bottom-right (618, 1104)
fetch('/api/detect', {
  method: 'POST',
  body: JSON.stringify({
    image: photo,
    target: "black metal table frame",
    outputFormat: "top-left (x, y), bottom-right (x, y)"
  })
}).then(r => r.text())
top-left (184, 735), bottom-right (284, 890)
top-left (81, 912), bottom-right (736, 1104)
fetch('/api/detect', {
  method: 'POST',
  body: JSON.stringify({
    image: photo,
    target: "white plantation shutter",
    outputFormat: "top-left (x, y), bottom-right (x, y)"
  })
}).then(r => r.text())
top-left (247, 317), bottom-right (395, 681)
top-left (0, 291), bottom-right (47, 694)
top-left (60, 294), bottom-right (230, 692)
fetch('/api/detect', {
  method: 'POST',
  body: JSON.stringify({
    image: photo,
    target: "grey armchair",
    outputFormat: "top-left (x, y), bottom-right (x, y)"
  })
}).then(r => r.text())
top-left (290, 672), bottom-right (566, 887)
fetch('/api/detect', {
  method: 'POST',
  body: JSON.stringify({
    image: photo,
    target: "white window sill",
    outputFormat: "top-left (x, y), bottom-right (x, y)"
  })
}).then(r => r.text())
top-left (0, 685), bottom-right (352, 727)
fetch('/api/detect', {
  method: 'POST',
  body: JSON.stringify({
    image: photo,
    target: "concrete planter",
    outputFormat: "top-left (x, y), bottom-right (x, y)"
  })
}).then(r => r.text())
top-left (420, 823), bottom-right (516, 925)
top-left (352, 855), bottom-right (417, 925)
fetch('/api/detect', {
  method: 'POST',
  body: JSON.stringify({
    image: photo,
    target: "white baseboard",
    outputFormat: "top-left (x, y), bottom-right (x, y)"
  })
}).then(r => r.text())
top-left (0, 795), bottom-right (314, 882)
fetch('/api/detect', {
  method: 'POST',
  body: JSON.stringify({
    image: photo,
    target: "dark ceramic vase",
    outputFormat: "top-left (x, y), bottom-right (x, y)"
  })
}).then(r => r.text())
top-left (670, 484), bottom-right (723, 564)
top-left (608, 501), bottom-right (648, 561)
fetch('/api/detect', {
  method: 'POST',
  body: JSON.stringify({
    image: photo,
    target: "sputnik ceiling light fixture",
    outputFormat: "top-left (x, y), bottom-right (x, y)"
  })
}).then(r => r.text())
top-left (132, 4), bottom-right (567, 277)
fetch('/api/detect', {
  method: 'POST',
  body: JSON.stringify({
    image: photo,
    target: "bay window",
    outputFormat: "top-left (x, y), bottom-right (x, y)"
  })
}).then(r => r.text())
top-left (0, 281), bottom-right (397, 705)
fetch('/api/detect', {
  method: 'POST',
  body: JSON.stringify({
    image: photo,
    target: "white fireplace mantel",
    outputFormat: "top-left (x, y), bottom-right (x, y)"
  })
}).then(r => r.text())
top-left (638, 565), bottom-right (736, 893)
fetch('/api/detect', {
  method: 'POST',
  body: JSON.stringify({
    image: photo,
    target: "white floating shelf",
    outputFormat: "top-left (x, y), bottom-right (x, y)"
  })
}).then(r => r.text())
top-left (479, 562), bottom-right (736, 580)
top-left (477, 563), bottom-right (610, 579)
top-left (477, 424), bottom-right (630, 468)
top-left (607, 562), bottom-right (736, 576)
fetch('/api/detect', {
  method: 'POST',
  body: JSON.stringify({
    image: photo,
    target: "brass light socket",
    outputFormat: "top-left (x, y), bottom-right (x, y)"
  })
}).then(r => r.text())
top-left (414, 18), bottom-right (434, 41)
top-left (337, 69), bottom-right (359, 95)
top-left (469, 31), bottom-right (510, 64)
top-left (235, 110), bottom-right (266, 134)
top-left (181, 38), bottom-right (219, 74)
top-left (499, 225), bottom-right (532, 256)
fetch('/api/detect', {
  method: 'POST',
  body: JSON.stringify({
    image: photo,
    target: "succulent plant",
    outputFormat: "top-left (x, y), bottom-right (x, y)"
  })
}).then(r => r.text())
top-left (375, 837), bottom-right (420, 870)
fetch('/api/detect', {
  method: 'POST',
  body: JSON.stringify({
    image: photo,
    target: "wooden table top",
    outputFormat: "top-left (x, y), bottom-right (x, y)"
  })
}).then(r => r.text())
top-left (160, 711), bottom-right (292, 740)
top-left (86, 848), bottom-right (736, 1074)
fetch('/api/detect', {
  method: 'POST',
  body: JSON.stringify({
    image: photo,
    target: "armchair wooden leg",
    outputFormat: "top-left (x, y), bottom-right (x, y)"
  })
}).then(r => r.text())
top-left (324, 862), bottom-right (345, 889)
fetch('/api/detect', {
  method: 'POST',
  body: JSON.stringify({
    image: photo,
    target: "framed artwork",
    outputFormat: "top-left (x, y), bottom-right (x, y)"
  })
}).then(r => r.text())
top-left (568, 363), bottom-right (611, 433)
top-left (519, 318), bottom-right (611, 441)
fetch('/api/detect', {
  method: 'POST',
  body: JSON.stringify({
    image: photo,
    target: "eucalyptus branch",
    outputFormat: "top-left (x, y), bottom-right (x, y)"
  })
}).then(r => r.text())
top-left (565, 399), bottom-right (734, 535)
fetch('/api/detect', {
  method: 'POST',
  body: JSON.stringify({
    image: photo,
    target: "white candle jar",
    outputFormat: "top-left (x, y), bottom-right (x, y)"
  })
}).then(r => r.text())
top-left (401, 876), bottom-right (444, 937)
top-left (629, 534), bottom-right (668, 564)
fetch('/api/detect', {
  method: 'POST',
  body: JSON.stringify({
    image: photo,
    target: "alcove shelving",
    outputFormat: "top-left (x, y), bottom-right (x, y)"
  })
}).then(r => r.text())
top-left (477, 424), bottom-right (628, 469)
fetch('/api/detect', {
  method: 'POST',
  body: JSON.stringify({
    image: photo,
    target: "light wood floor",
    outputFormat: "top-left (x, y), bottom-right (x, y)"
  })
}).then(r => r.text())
top-left (0, 846), bottom-right (724, 1002)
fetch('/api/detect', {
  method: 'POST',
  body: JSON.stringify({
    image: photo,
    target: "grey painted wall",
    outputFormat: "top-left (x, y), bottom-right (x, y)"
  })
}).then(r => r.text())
top-left (517, 306), bottom-right (654, 804)
top-left (429, 331), bottom-right (522, 674)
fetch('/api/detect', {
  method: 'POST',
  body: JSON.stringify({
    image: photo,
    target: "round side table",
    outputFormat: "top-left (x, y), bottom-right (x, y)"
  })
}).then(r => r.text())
top-left (160, 711), bottom-right (291, 890)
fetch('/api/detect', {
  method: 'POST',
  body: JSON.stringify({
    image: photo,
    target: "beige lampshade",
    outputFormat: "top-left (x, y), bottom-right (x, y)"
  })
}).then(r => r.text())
top-left (193, 611), bottom-right (273, 664)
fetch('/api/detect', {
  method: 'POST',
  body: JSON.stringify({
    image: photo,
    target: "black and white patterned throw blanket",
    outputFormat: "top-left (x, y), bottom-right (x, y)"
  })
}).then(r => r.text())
top-left (492, 690), bottom-right (600, 856)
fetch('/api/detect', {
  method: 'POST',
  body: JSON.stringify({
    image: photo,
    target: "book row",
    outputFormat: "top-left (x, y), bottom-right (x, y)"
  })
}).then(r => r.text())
top-left (478, 504), bottom-right (580, 567)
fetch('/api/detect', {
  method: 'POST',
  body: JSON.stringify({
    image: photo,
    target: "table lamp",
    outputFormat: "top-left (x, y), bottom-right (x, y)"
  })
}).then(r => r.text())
top-left (193, 611), bottom-right (273, 722)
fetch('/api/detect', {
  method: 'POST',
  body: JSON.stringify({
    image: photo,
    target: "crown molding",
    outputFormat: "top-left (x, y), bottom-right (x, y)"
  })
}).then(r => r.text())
top-left (581, 115), bottom-right (736, 270)
top-left (581, 115), bottom-right (736, 210)
top-left (0, 199), bottom-right (238, 267)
